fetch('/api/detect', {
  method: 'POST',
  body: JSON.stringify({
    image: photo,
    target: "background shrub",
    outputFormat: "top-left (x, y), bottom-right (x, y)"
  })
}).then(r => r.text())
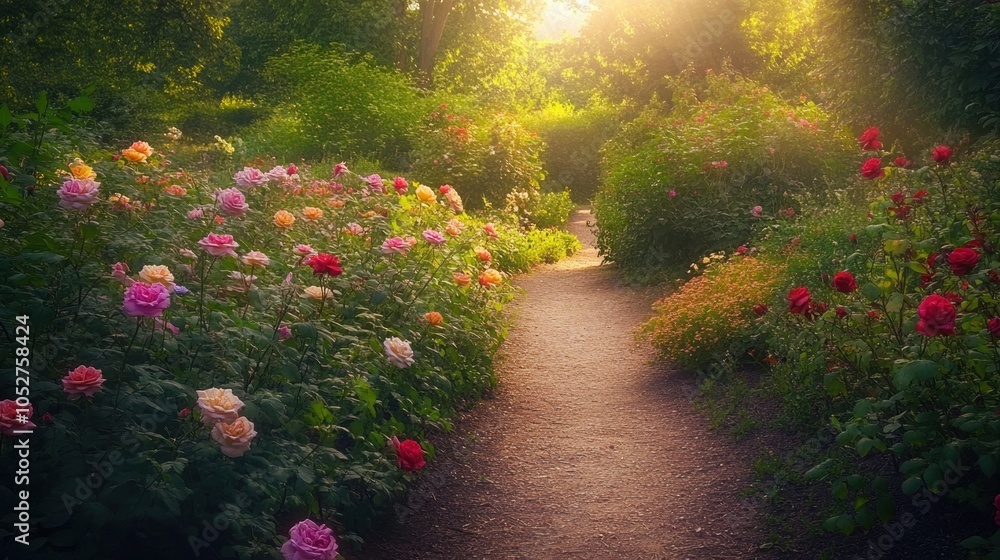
top-left (409, 107), bottom-right (545, 210)
top-left (593, 70), bottom-right (855, 273)
top-left (241, 44), bottom-right (428, 167)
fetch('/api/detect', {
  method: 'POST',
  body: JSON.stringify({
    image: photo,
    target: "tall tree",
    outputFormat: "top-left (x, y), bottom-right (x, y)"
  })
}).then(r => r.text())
top-left (417, 0), bottom-right (458, 79)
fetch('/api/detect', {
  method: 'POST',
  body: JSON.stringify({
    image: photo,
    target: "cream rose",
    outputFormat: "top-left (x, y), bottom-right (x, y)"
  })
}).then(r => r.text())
top-left (196, 388), bottom-right (245, 425)
top-left (383, 337), bottom-right (414, 368)
top-left (211, 416), bottom-right (257, 458)
top-left (138, 265), bottom-right (175, 291)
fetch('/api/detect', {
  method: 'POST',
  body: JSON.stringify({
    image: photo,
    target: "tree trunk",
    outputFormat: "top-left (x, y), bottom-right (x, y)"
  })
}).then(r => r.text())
top-left (417, 0), bottom-right (456, 84)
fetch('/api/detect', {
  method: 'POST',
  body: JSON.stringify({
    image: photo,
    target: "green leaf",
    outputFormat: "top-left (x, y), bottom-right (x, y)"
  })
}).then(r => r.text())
top-left (805, 459), bottom-right (835, 481)
top-left (893, 360), bottom-right (939, 389)
top-left (67, 94), bottom-right (95, 113)
top-left (960, 536), bottom-right (991, 550)
top-left (979, 455), bottom-right (997, 477)
top-left (861, 283), bottom-right (882, 301)
top-left (0, 105), bottom-right (11, 130)
top-left (876, 494), bottom-right (896, 522)
top-left (35, 91), bottom-right (48, 114)
top-left (902, 476), bottom-right (924, 495)
top-left (856, 438), bottom-right (876, 457)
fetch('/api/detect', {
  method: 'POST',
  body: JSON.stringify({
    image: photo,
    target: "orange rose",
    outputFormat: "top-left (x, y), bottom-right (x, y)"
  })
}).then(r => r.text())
top-left (302, 206), bottom-right (323, 221)
top-left (121, 148), bottom-right (147, 163)
top-left (326, 198), bottom-right (346, 208)
top-left (424, 311), bottom-right (443, 326)
top-left (479, 268), bottom-right (503, 288)
top-left (474, 246), bottom-right (492, 262)
top-left (445, 218), bottom-right (464, 236)
top-left (164, 185), bottom-right (186, 196)
top-left (273, 210), bottom-right (296, 228)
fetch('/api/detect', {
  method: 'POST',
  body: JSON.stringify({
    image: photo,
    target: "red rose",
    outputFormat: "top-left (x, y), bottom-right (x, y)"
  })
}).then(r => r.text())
top-left (393, 437), bottom-right (426, 472)
top-left (753, 303), bottom-right (768, 317)
top-left (948, 248), bottom-right (980, 276)
top-left (858, 127), bottom-right (882, 151)
top-left (891, 205), bottom-right (911, 220)
top-left (861, 158), bottom-right (885, 179)
top-left (787, 286), bottom-right (811, 314)
top-left (944, 292), bottom-right (963, 305)
top-left (915, 294), bottom-right (956, 337)
top-left (912, 190), bottom-right (928, 204)
top-left (849, 233), bottom-right (858, 244)
top-left (894, 157), bottom-right (913, 169)
top-left (0, 165), bottom-right (8, 181)
top-left (867, 310), bottom-right (881, 320)
top-left (306, 253), bottom-right (344, 277)
top-left (736, 245), bottom-right (749, 256)
top-left (989, 317), bottom-right (1000, 338)
top-left (836, 306), bottom-right (848, 318)
top-left (393, 176), bottom-right (409, 195)
top-left (932, 145), bottom-right (952, 164)
top-left (891, 192), bottom-right (905, 206)
top-left (832, 271), bottom-right (857, 293)
top-left (990, 269), bottom-right (1000, 284)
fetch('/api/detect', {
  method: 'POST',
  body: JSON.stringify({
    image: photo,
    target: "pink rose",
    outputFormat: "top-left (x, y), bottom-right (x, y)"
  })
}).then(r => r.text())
top-left (111, 261), bottom-right (133, 286)
top-left (332, 162), bottom-right (348, 179)
top-left (392, 436), bottom-right (426, 472)
top-left (365, 174), bottom-right (386, 194)
top-left (277, 325), bottom-right (292, 341)
top-left (422, 229), bottom-right (446, 245)
top-left (286, 163), bottom-right (299, 175)
top-left (669, 189), bottom-right (677, 199)
top-left (751, 205), bottom-right (763, 218)
top-left (381, 237), bottom-right (410, 255)
top-left (187, 207), bottom-right (205, 220)
top-left (233, 167), bottom-right (268, 189)
top-left (123, 281), bottom-right (171, 317)
top-left (215, 188), bottom-right (249, 216)
top-left (198, 233), bottom-right (239, 258)
top-left (57, 178), bottom-right (101, 210)
top-left (483, 223), bottom-right (498, 238)
top-left (293, 244), bottom-right (315, 257)
top-left (266, 165), bottom-right (288, 182)
top-left (281, 519), bottom-right (339, 560)
top-left (0, 399), bottom-right (36, 435)
top-left (62, 365), bottom-right (105, 399)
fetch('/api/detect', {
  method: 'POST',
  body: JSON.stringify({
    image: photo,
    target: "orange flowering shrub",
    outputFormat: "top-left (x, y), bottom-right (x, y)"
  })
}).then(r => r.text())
top-left (644, 256), bottom-right (786, 370)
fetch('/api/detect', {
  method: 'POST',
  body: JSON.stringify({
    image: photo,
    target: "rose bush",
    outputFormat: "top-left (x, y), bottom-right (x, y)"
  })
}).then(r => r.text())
top-left (0, 98), bottom-right (557, 558)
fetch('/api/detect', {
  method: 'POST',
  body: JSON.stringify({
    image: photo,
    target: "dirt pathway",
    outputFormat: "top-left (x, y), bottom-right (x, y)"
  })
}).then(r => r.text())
top-left (356, 208), bottom-right (767, 559)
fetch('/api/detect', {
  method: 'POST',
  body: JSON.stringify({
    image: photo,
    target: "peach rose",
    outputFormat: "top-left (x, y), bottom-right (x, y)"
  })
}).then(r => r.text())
top-left (130, 141), bottom-right (154, 157)
top-left (302, 206), bottom-right (323, 221)
top-left (241, 251), bottom-right (270, 267)
top-left (415, 185), bottom-right (436, 204)
top-left (273, 210), bottom-right (296, 228)
top-left (445, 218), bottom-right (464, 236)
top-left (474, 246), bottom-right (492, 262)
top-left (69, 158), bottom-right (96, 180)
top-left (164, 185), bottom-right (187, 196)
top-left (453, 272), bottom-right (472, 287)
top-left (196, 388), bottom-right (245, 425)
top-left (211, 416), bottom-right (257, 458)
top-left (326, 198), bottom-right (346, 208)
top-left (383, 337), bottom-right (415, 368)
top-left (303, 285), bottom-right (333, 300)
top-left (138, 265), bottom-right (175, 291)
top-left (479, 268), bottom-right (503, 288)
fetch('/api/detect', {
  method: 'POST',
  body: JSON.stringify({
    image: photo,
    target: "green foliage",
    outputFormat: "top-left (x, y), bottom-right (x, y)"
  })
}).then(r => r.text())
top-left (0, 115), bottom-right (523, 558)
top-left (526, 99), bottom-right (622, 202)
top-left (410, 106), bottom-right (545, 210)
top-left (748, 141), bottom-right (1000, 550)
top-left (240, 45), bottom-right (428, 166)
top-left (594, 70), bottom-right (855, 272)
top-left (489, 225), bottom-right (583, 274)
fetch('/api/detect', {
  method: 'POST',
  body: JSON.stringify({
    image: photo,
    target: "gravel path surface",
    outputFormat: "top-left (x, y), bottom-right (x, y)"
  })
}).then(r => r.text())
top-left (355, 208), bottom-right (767, 559)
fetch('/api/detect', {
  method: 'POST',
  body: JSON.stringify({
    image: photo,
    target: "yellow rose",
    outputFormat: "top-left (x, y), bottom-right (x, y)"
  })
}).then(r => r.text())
top-left (121, 148), bottom-right (147, 163)
top-left (302, 207), bottom-right (323, 221)
top-left (415, 185), bottom-right (436, 204)
top-left (196, 388), bottom-right (245, 425)
top-left (478, 268), bottom-right (503, 288)
top-left (138, 265), bottom-right (175, 291)
top-left (130, 141), bottom-right (154, 157)
top-left (69, 158), bottom-right (96, 180)
top-left (273, 210), bottom-right (296, 228)
top-left (424, 311), bottom-right (443, 326)
top-left (303, 285), bottom-right (332, 300)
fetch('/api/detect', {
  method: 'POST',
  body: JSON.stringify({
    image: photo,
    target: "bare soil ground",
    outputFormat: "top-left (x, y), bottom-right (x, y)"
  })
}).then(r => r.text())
top-left (354, 208), bottom-right (771, 559)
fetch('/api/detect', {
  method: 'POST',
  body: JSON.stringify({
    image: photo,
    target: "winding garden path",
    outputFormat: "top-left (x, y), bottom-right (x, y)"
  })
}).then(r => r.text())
top-left (357, 208), bottom-right (767, 559)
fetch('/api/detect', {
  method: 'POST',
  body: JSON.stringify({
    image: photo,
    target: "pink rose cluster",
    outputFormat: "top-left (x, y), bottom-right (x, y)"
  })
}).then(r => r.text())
top-left (57, 178), bottom-right (101, 210)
